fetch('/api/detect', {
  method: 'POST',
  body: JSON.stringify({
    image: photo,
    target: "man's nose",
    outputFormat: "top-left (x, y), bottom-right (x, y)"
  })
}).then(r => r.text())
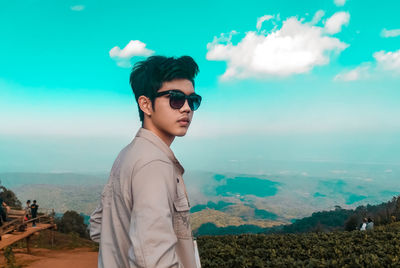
top-left (180, 99), bottom-right (191, 113)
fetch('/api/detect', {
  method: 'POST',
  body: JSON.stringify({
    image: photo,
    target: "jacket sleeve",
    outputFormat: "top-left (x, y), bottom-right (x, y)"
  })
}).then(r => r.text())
top-left (89, 202), bottom-right (103, 243)
top-left (128, 160), bottom-right (181, 268)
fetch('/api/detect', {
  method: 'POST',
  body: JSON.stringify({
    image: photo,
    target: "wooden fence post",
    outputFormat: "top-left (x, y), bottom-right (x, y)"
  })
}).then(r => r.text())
top-left (26, 235), bottom-right (31, 254)
top-left (51, 229), bottom-right (54, 248)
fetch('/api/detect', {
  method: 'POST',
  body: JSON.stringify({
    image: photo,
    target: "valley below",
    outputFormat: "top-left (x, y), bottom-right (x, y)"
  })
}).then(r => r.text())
top-left (1, 163), bottom-right (399, 231)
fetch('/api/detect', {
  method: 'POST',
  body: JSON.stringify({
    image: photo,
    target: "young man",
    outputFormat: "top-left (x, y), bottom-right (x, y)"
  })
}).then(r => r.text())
top-left (90, 56), bottom-right (202, 268)
top-left (30, 200), bottom-right (39, 227)
top-left (0, 197), bottom-right (6, 226)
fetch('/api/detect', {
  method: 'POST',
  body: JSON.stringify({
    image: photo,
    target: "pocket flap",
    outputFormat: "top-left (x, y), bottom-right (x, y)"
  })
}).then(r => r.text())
top-left (173, 196), bottom-right (190, 212)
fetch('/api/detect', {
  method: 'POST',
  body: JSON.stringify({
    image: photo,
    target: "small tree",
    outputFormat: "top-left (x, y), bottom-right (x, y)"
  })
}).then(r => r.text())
top-left (56, 210), bottom-right (89, 238)
top-left (4, 246), bottom-right (20, 268)
top-left (0, 184), bottom-right (22, 209)
top-left (344, 214), bottom-right (359, 231)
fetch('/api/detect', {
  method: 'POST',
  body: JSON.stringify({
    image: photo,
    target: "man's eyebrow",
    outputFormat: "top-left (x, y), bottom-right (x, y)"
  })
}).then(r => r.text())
top-left (170, 89), bottom-right (196, 94)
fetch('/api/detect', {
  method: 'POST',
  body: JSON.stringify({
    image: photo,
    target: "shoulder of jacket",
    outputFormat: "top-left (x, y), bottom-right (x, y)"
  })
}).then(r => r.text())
top-left (134, 159), bottom-right (174, 176)
top-left (130, 136), bottom-right (172, 164)
top-left (110, 137), bottom-right (174, 183)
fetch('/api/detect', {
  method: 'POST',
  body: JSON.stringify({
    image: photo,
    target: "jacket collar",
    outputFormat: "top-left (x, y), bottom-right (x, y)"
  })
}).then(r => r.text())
top-left (136, 127), bottom-right (184, 174)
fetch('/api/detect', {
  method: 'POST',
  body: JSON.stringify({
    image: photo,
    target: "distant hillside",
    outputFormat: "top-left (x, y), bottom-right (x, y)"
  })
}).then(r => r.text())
top-left (194, 195), bottom-right (400, 235)
top-left (0, 172), bottom-right (108, 187)
top-left (14, 184), bottom-right (103, 215)
top-left (0, 172), bottom-right (107, 215)
top-left (281, 195), bottom-right (400, 233)
top-left (185, 170), bottom-right (400, 229)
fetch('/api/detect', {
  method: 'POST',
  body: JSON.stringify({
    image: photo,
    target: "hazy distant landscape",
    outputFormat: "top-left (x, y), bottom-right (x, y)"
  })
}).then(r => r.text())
top-left (1, 161), bottom-right (398, 231)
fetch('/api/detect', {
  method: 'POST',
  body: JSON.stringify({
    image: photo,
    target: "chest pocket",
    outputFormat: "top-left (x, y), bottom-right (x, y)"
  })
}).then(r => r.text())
top-left (173, 181), bottom-right (192, 239)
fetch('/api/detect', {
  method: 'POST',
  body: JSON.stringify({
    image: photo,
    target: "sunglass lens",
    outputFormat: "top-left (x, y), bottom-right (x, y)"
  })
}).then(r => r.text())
top-left (189, 95), bottom-right (201, 111)
top-left (170, 94), bottom-right (186, 109)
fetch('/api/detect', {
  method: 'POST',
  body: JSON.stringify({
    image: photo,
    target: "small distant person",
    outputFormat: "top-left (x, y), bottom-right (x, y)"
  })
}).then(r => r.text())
top-left (30, 200), bottom-right (39, 227)
top-left (366, 217), bottom-right (374, 230)
top-left (360, 218), bottom-right (367, 231)
top-left (25, 200), bottom-right (31, 221)
top-left (0, 197), bottom-right (6, 226)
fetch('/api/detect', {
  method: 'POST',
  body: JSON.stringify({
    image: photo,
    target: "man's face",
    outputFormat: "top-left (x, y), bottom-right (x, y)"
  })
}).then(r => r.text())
top-left (150, 79), bottom-right (195, 139)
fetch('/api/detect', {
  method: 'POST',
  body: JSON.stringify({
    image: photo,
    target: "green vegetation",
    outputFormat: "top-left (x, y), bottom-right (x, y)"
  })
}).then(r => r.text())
top-left (281, 206), bottom-right (354, 233)
top-left (196, 196), bottom-right (400, 266)
top-left (3, 247), bottom-right (20, 268)
top-left (197, 222), bottom-right (400, 267)
top-left (0, 185), bottom-right (22, 209)
top-left (284, 196), bottom-right (400, 233)
top-left (55, 210), bottom-right (90, 239)
top-left (254, 209), bottom-right (277, 220)
top-left (195, 222), bottom-right (267, 236)
top-left (191, 201), bottom-right (235, 213)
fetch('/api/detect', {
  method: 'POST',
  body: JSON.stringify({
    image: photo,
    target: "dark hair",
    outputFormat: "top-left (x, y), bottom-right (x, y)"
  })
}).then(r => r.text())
top-left (129, 55), bottom-right (199, 122)
top-left (33, 200), bottom-right (36, 203)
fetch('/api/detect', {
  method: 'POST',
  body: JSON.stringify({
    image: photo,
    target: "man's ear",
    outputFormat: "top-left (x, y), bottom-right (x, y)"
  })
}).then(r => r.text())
top-left (138, 96), bottom-right (153, 117)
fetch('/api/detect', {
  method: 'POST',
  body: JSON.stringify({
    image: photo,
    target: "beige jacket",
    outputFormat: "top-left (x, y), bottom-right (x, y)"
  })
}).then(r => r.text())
top-left (90, 128), bottom-right (199, 268)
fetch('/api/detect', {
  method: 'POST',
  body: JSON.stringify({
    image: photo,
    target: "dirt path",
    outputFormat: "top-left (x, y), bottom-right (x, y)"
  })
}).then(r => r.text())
top-left (1, 248), bottom-right (98, 268)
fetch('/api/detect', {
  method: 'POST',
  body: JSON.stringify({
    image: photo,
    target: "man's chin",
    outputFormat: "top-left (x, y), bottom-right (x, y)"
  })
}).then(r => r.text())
top-left (175, 128), bottom-right (189, 137)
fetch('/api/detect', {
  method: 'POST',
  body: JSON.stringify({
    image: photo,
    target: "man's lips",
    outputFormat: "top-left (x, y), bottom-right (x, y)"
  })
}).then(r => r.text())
top-left (177, 118), bottom-right (190, 123)
top-left (177, 118), bottom-right (190, 126)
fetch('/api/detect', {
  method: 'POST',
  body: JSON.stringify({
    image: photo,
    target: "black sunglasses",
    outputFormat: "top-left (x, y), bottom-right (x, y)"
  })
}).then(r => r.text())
top-left (155, 90), bottom-right (202, 111)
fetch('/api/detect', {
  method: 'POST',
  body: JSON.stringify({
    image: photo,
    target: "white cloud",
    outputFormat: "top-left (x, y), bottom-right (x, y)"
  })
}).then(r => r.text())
top-left (334, 0), bottom-right (347, 6)
top-left (374, 49), bottom-right (400, 73)
top-left (206, 15), bottom-right (348, 80)
top-left (310, 10), bottom-right (325, 25)
top-left (256, 15), bottom-right (274, 31)
top-left (381, 28), bottom-right (400, 38)
top-left (70, 5), bottom-right (85, 11)
top-left (334, 64), bottom-right (371, 81)
top-left (334, 49), bottom-right (400, 81)
top-left (324, 12), bottom-right (350, 34)
top-left (109, 40), bottom-right (154, 68)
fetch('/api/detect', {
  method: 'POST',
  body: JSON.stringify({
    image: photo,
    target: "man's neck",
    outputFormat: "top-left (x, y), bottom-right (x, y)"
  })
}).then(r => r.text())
top-left (142, 123), bottom-right (175, 147)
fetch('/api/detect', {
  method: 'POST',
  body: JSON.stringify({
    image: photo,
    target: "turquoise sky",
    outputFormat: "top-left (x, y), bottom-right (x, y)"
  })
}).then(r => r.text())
top-left (1, 0), bottom-right (399, 173)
